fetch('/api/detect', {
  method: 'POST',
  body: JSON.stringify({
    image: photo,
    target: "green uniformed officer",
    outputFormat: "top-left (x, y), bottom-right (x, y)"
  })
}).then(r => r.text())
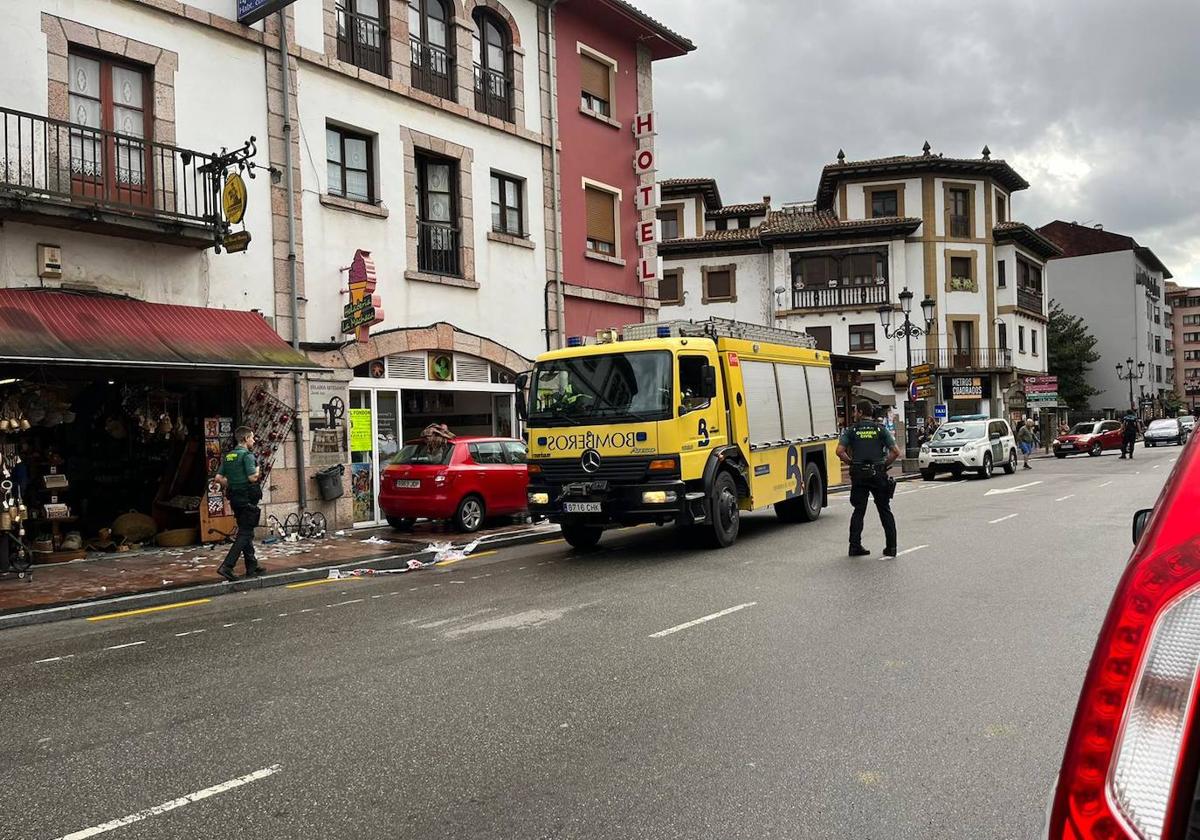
top-left (836, 399), bottom-right (901, 558)
top-left (215, 426), bottom-right (263, 581)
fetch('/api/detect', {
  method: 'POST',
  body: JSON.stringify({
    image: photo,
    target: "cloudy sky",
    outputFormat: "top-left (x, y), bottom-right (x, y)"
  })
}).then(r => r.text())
top-left (637, 0), bottom-right (1200, 287)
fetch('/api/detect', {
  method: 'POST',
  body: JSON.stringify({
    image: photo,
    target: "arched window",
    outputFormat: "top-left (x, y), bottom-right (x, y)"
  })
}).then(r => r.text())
top-left (472, 9), bottom-right (513, 121)
top-left (409, 0), bottom-right (454, 99)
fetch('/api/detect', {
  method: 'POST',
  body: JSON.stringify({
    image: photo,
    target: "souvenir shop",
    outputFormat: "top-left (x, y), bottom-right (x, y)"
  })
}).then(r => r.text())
top-left (0, 289), bottom-right (322, 570)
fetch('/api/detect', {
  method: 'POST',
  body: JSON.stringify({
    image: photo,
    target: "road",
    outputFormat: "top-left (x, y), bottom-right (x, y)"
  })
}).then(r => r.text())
top-left (1, 444), bottom-right (1181, 840)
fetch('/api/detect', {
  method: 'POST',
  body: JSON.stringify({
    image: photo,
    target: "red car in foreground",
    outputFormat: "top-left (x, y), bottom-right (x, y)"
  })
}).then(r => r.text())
top-left (1054, 420), bottom-right (1126, 458)
top-left (378, 437), bottom-right (528, 533)
top-left (1047, 435), bottom-right (1200, 838)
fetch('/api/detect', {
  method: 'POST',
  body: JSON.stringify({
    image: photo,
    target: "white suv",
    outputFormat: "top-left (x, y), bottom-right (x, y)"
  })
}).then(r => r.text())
top-left (919, 417), bottom-right (1019, 480)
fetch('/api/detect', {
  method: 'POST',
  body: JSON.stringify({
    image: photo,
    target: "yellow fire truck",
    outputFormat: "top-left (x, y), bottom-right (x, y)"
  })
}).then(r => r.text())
top-left (517, 318), bottom-right (841, 549)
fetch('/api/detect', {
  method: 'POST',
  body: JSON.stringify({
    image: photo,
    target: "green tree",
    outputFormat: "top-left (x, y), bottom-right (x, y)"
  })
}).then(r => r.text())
top-left (1047, 299), bottom-right (1101, 409)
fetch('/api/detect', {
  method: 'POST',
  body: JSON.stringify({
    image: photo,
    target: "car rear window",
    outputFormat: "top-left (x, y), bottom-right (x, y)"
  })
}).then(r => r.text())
top-left (391, 442), bottom-right (454, 465)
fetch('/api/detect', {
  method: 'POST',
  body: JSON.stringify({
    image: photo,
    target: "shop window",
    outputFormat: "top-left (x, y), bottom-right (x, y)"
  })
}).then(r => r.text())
top-left (490, 171), bottom-right (524, 236)
top-left (679, 355), bottom-right (710, 414)
top-left (68, 49), bottom-right (152, 205)
top-left (585, 185), bottom-right (617, 255)
top-left (848, 323), bottom-right (876, 352)
top-left (659, 269), bottom-right (683, 306)
top-left (327, 124), bottom-right (375, 203)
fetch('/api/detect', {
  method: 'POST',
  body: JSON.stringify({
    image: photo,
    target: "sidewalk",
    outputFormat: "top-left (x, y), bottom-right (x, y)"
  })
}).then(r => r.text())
top-left (0, 518), bottom-right (557, 628)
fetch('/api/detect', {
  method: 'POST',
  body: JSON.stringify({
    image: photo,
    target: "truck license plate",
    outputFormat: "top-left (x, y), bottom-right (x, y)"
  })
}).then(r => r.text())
top-left (564, 502), bottom-right (601, 513)
top-left (394, 480), bottom-right (420, 489)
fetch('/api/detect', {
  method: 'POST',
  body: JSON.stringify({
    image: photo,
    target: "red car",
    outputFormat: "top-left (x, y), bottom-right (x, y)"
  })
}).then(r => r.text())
top-left (1046, 436), bottom-right (1200, 838)
top-left (378, 437), bottom-right (528, 533)
top-left (1053, 419), bottom-right (1125, 458)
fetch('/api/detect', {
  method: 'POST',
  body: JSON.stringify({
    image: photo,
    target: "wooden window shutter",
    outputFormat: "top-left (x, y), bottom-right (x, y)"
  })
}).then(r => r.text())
top-left (580, 54), bottom-right (611, 100)
top-left (586, 187), bottom-right (616, 243)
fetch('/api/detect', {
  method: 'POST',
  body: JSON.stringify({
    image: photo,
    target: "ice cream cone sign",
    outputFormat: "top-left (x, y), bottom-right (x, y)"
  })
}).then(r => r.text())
top-left (341, 249), bottom-right (385, 343)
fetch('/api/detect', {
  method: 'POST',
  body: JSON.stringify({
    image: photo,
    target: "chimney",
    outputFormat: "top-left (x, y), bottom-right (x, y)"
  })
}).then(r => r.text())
top-left (762, 195), bottom-right (771, 208)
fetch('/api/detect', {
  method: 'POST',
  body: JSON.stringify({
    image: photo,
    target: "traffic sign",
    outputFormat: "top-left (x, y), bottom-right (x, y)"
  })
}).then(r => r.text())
top-left (934, 404), bottom-right (947, 420)
top-left (911, 363), bottom-right (934, 377)
top-left (908, 380), bottom-right (919, 401)
top-left (1024, 375), bottom-right (1059, 394)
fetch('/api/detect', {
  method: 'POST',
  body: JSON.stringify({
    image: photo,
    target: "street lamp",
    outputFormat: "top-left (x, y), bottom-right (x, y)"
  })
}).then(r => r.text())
top-left (878, 287), bottom-right (937, 460)
top-left (1115, 356), bottom-right (1146, 413)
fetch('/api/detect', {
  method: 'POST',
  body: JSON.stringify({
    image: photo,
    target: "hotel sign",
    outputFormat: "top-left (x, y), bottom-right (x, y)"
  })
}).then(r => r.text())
top-left (632, 111), bottom-right (662, 286)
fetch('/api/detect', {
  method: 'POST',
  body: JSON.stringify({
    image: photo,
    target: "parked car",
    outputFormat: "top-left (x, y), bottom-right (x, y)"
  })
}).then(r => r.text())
top-left (1045, 436), bottom-right (1199, 839)
top-left (1053, 420), bottom-right (1125, 457)
top-left (1144, 417), bottom-right (1188, 447)
top-left (378, 437), bottom-right (528, 533)
top-left (1179, 414), bottom-right (1195, 435)
top-left (918, 417), bottom-right (1018, 479)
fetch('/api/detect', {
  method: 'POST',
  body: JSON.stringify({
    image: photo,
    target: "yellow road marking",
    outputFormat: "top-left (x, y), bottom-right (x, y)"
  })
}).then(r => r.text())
top-left (435, 549), bottom-right (498, 567)
top-left (87, 598), bottom-right (211, 622)
top-left (285, 577), bottom-right (361, 589)
top-left (537, 538), bottom-right (566, 545)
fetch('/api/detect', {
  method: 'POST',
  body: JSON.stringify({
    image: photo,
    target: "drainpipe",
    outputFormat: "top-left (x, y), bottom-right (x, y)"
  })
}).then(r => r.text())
top-left (278, 12), bottom-right (308, 509)
top-left (547, 0), bottom-right (566, 348)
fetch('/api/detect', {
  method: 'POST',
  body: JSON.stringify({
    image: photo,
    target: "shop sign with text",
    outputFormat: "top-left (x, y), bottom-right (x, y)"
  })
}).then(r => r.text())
top-left (341, 249), bottom-right (384, 342)
top-left (952, 377), bottom-right (983, 398)
top-left (631, 111), bottom-right (662, 286)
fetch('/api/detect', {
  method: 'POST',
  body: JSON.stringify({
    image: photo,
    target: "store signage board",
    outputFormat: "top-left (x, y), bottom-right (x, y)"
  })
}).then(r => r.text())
top-left (911, 363), bottom-right (934, 378)
top-left (222, 230), bottom-right (251, 253)
top-left (237, 0), bottom-right (296, 25)
top-left (222, 172), bottom-right (247, 224)
top-left (349, 408), bottom-right (373, 453)
top-left (308, 380), bottom-right (344, 419)
top-left (632, 111), bottom-right (662, 286)
top-left (342, 249), bottom-right (383, 343)
top-left (952, 377), bottom-right (983, 399)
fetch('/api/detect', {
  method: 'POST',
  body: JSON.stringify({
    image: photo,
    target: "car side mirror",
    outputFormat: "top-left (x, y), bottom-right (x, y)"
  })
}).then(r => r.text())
top-left (1132, 508), bottom-right (1153, 545)
top-left (701, 365), bottom-right (718, 399)
top-left (515, 372), bottom-right (529, 422)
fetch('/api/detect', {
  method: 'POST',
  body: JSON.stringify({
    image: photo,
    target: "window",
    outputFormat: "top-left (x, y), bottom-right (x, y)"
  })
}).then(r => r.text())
top-left (409, 0), bottom-right (454, 99)
top-left (473, 9), bottom-right (512, 120)
top-left (995, 192), bottom-right (1006, 222)
top-left (869, 189), bottom-right (898, 218)
top-left (702, 266), bottom-right (736, 303)
top-left (948, 255), bottom-right (974, 291)
top-left (658, 269), bottom-right (683, 306)
top-left (585, 186), bottom-right (617, 255)
top-left (1032, 329), bottom-right (1039, 355)
top-left (657, 208), bottom-right (680, 240)
top-left (580, 51), bottom-right (613, 117)
top-left (416, 153), bottom-right (460, 275)
top-left (1155, 335), bottom-right (1162, 354)
top-left (1184, 314), bottom-right (1200, 326)
top-left (490, 171), bottom-right (523, 236)
top-left (715, 217), bottom-right (728, 231)
top-left (1018, 325), bottom-right (1026, 352)
top-left (468, 441), bottom-right (505, 464)
top-left (68, 50), bottom-right (151, 203)
top-left (336, 0), bottom-right (388, 76)
top-left (948, 187), bottom-right (971, 237)
top-left (1156, 365), bottom-right (1163, 384)
top-left (806, 326), bottom-right (832, 352)
top-left (326, 125), bottom-right (374, 203)
top-left (997, 322), bottom-right (1007, 350)
top-left (501, 442), bottom-right (527, 464)
top-left (679, 355), bottom-right (711, 413)
top-left (848, 324), bottom-right (876, 352)
top-left (1187, 332), bottom-right (1200, 343)
top-left (792, 250), bottom-right (887, 288)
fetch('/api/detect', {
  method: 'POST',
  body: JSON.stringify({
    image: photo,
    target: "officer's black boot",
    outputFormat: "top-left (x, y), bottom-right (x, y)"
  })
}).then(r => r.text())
top-left (848, 545), bottom-right (871, 557)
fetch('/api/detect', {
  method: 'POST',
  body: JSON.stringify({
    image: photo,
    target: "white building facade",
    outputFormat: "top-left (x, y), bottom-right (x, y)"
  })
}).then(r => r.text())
top-left (659, 147), bottom-right (1061, 434)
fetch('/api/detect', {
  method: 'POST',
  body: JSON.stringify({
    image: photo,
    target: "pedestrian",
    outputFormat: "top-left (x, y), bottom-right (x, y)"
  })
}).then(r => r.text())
top-left (1120, 409), bottom-right (1139, 460)
top-left (836, 399), bottom-right (901, 558)
top-left (1017, 418), bottom-right (1036, 469)
top-left (215, 426), bottom-right (264, 581)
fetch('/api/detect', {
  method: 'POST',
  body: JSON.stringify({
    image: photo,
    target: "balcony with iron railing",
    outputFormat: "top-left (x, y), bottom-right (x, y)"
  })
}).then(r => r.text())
top-left (336, 5), bottom-right (389, 77)
top-left (789, 283), bottom-right (889, 312)
top-left (949, 214), bottom-right (970, 238)
top-left (411, 39), bottom-right (455, 100)
top-left (910, 346), bottom-right (1013, 371)
top-left (0, 106), bottom-right (220, 246)
top-left (1017, 285), bottom-right (1044, 315)
top-left (474, 64), bottom-right (513, 122)
top-left (417, 220), bottom-right (461, 276)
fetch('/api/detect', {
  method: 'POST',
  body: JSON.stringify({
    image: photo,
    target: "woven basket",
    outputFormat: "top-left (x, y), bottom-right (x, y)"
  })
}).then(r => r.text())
top-left (156, 528), bottom-right (199, 548)
top-left (113, 511), bottom-right (157, 542)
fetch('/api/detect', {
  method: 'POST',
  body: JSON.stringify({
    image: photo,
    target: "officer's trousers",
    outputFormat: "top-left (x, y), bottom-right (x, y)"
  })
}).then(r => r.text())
top-left (849, 475), bottom-right (897, 551)
top-left (1122, 434), bottom-right (1136, 457)
top-left (221, 491), bottom-right (260, 573)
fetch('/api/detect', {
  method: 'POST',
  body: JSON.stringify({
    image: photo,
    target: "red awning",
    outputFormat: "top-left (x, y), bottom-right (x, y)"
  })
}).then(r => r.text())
top-left (0, 289), bottom-right (323, 372)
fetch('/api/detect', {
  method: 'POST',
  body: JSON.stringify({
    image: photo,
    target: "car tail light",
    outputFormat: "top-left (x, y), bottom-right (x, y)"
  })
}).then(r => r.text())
top-left (1050, 438), bottom-right (1200, 840)
top-left (433, 470), bottom-right (449, 485)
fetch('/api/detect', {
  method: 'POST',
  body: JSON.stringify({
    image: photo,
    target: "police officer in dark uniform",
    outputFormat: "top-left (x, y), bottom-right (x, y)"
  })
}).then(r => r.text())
top-left (215, 426), bottom-right (263, 581)
top-left (836, 399), bottom-right (902, 558)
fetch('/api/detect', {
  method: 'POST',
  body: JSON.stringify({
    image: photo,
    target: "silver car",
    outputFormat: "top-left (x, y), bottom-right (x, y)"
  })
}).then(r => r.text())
top-left (1144, 417), bottom-right (1187, 447)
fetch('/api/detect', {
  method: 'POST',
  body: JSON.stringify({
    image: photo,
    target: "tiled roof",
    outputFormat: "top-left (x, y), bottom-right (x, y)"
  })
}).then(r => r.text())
top-left (992, 221), bottom-right (1063, 260)
top-left (605, 0), bottom-right (696, 53)
top-left (660, 177), bottom-right (722, 210)
top-left (815, 150), bottom-right (1029, 208)
top-left (1037, 220), bottom-right (1171, 277)
top-left (661, 177), bottom-right (716, 189)
top-left (708, 202), bottom-right (769, 219)
top-left (762, 208), bottom-right (923, 236)
top-left (660, 227), bottom-right (762, 246)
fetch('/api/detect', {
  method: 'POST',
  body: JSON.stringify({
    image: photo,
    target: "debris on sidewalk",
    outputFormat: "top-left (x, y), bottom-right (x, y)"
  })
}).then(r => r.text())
top-left (327, 539), bottom-right (484, 579)
top-left (359, 536), bottom-right (391, 545)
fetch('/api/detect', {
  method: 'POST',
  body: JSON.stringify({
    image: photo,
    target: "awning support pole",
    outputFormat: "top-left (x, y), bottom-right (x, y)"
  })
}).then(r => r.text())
top-left (278, 11), bottom-right (307, 509)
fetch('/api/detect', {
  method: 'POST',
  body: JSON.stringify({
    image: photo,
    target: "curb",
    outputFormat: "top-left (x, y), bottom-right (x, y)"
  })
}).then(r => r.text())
top-left (0, 525), bottom-right (560, 632)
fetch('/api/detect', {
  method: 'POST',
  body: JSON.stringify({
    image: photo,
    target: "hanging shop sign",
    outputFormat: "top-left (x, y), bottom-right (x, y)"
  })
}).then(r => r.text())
top-left (341, 249), bottom-right (384, 342)
top-left (631, 111), bottom-right (662, 286)
top-left (952, 377), bottom-right (983, 399)
top-left (223, 172), bottom-right (248, 225)
top-left (222, 230), bottom-right (252, 253)
top-left (237, 0), bottom-right (298, 25)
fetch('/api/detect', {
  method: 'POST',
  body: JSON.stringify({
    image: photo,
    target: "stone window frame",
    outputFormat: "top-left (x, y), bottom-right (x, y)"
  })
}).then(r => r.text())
top-left (701, 263), bottom-right (738, 304)
top-left (321, 0), bottom-right (525, 126)
top-left (658, 268), bottom-right (684, 306)
top-left (42, 14), bottom-right (178, 146)
top-left (944, 248), bottom-right (979, 293)
top-left (401, 127), bottom-right (477, 289)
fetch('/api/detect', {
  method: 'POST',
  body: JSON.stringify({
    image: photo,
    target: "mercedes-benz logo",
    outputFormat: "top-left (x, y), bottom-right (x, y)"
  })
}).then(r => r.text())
top-left (580, 449), bottom-right (602, 474)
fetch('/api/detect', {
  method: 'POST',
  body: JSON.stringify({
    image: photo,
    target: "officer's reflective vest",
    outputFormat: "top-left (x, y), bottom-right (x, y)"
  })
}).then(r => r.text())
top-left (847, 421), bottom-right (888, 464)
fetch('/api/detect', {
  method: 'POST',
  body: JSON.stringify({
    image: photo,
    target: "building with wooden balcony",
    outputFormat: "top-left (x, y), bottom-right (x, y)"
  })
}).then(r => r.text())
top-left (659, 143), bottom-right (1061, 424)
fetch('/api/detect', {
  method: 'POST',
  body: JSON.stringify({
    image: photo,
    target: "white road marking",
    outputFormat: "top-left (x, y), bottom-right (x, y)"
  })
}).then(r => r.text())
top-left (984, 481), bottom-right (1043, 496)
top-left (36, 655), bottom-right (74, 664)
top-left (329, 598), bottom-right (363, 607)
top-left (277, 612), bottom-right (289, 617)
top-left (1098, 480), bottom-right (1113, 488)
top-left (173, 630), bottom-right (207, 637)
top-left (370, 595), bottom-right (382, 599)
top-left (895, 545), bottom-right (929, 556)
top-left (989, 514), bottom-right (1019, 524)
top-left (1154, 465), bottom-right (1162, 470)
top-left (250, 618), bottom-right (263, 623)
top-left (51, 764), bottom-right (282, 840)
top-left (1055, 495), bottom-right (1075, 502)
top-left (650, 602), bottom-right (758, 639)
top-left (222, 623), bottom-right (236, 628)
top-left (299, 608), bottom-right (316, 613)
top-left (103, 641), bottom-right (145, 651)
